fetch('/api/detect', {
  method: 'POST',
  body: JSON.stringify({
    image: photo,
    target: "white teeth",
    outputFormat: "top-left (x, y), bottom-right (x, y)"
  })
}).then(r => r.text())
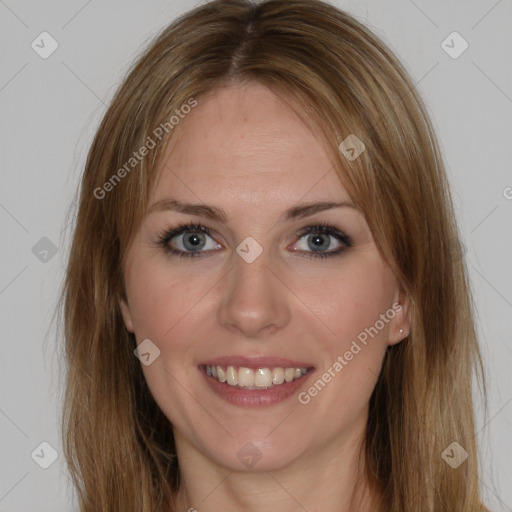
top-left (238, 367), bottom-right (254, 387)
top-left (217, 366), bottom-right (226, 382)
top-left (205, 364), bottom-right (309, 389)
top-left (254, 368), bottom-right (272, 388)
top-left (272, 367), bottom-right (284, 385)
top-left (226, 366), bottom-right (238, 386)
top-left (284, 368), bottom-right (295, 382)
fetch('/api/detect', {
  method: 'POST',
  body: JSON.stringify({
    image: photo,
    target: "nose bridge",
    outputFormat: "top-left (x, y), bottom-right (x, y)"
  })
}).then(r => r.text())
top-left (217, 244), bottom-right (290, 338)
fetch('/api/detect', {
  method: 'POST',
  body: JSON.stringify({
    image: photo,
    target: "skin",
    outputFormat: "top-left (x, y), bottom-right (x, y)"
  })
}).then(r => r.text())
top-left (120, 81), bottom-right (411, 512)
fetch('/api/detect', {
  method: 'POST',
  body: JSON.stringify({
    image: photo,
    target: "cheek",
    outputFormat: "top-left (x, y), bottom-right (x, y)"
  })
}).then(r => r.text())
top-left (125, 256), bottom-right (208, 343)
top-left (296, 255), bottom-right (396, 353)
top-left (126, 248), bottom-right (396, 356)
top-left (300, 256), bottom-right (395, 413)
top-left (124, 258), bottom-right (209, 426)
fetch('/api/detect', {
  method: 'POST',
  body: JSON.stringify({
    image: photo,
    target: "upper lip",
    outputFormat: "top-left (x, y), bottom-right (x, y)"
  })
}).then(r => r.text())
top-left (199, 356), bottom-right (315, 369)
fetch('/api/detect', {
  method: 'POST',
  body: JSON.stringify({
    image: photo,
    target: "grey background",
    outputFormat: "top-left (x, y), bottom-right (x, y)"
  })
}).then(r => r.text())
top-left (0, 0), bottom-right (511, 510)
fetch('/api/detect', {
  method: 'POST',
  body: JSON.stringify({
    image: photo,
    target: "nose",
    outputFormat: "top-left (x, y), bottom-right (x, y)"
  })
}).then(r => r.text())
top-left (217, 248), bottom-right (291, 339)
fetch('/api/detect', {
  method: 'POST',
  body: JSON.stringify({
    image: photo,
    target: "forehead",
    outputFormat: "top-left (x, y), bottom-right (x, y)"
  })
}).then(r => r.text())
top-left (151, 82), bottom-right (351, 208)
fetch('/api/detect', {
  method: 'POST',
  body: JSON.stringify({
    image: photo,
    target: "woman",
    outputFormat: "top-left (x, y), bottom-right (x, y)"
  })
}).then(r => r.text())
top-left (61, 0), bottom-right (490, 510)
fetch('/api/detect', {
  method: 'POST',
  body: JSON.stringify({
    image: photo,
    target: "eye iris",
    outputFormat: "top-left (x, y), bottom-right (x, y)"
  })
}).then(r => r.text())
top-left (308, 234), bottom-right (330, 251)
top-left (183, 231), bottom-right (205, 251)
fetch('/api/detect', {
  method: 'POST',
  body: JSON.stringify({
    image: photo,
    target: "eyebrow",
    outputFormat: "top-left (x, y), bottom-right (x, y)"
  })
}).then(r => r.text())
top-left (148, 198), bottom-right (358, 223)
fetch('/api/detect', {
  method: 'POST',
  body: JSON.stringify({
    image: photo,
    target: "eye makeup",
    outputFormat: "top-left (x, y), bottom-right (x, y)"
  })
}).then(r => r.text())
top-left (154, 221), bottom-right (353, 260)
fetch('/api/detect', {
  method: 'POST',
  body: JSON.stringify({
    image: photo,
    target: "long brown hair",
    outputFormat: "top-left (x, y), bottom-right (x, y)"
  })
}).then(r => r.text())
top-left (59, 0), bottom-right (489, 510)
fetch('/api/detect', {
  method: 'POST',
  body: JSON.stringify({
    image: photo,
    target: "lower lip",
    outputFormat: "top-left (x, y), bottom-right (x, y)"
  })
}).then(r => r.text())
top-left (200, 366), bottom-right (315, 407)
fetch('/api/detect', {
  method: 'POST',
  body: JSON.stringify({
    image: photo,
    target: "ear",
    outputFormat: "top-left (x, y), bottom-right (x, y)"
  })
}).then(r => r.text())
top-left (119, 298), bottom-right (135, 333)
top-left (387, 286), bottom-right (412, 346)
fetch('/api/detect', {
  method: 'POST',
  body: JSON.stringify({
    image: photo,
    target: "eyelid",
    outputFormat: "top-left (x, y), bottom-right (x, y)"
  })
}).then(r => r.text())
top-left (293, 224), bottom-right (352, 246)
top-left (156, 222), bottom-right (221, 255)
top-left (157, 223), bottom-right (216, 245)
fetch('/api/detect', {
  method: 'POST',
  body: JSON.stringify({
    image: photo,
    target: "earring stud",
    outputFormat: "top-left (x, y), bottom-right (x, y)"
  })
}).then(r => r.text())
top-left (400, 329), bottom-right (404, 334)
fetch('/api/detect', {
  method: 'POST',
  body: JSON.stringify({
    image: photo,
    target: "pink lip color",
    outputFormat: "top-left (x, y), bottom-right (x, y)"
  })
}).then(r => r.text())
top-left (199, 365), bottom-right (315, 407)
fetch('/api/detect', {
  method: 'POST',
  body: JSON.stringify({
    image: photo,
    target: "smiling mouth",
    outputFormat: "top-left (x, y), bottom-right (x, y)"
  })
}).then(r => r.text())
top-left (203, 364), bottom-right (311, 390)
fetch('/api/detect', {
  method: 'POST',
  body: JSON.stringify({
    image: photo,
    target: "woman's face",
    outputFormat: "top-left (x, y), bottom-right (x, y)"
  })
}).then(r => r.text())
top-left (120, 82), bottom-right (409, 472)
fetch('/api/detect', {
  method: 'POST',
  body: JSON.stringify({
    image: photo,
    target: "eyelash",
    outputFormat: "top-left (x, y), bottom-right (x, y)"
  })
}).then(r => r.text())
top-left (155, 222), bottom-right (352, 260)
